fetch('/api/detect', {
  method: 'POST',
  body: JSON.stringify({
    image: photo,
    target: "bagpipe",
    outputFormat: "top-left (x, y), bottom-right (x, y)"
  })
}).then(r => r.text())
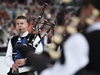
top-left (14, 22), bottom-right (55, 58)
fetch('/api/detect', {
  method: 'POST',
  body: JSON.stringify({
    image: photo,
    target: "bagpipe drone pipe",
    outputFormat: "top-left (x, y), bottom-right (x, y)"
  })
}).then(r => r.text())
top-left (24, 3), bottom-right (48, 46)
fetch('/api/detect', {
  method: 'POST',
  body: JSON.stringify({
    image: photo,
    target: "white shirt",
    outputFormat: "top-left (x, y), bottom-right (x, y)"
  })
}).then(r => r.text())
top-left (40, 33), bottom-right (89, 75)
top-left (5, 31), bottom-right (43, 68)
top-left (40, 22), bottom-right (100, 75)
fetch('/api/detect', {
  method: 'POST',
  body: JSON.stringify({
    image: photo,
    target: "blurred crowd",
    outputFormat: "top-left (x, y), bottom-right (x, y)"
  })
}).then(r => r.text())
top-left (0, 0), bottom-right (62, 47)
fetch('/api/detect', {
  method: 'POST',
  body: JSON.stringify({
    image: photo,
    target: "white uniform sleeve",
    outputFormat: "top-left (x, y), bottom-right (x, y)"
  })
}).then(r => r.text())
top-left (4, 39), bottom-right (14, 68)
top-left (63, 33), bottom-right (89, 75)
top-left (33, 36), bottom-right (43, 54)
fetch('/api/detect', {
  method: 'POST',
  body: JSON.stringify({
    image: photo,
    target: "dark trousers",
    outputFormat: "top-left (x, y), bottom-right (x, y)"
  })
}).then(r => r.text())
top-left (7, 72), bottom-right (30, 75)
top-left (19, 72), bottom-right (29, 75)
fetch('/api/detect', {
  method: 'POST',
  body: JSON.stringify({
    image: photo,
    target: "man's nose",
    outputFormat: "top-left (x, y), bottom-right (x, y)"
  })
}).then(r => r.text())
top-left (19, 24), bottom-right (22, 27)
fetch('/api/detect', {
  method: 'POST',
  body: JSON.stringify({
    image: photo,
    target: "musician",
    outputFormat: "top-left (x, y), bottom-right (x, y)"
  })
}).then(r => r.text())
top-left (40, 0), bottom-right (100, 75)
top-left (5, 16), bottom-right (43, 75)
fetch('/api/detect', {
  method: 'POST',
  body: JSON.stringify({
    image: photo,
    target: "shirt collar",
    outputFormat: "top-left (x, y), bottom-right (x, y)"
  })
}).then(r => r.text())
top-left (21, 31), bottom-right (29, 37)
top-left (86, 22), bottom-right (100, 33)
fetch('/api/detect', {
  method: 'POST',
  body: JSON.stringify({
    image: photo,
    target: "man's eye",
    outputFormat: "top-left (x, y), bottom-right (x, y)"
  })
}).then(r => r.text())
top-left (21, 23), bottom-right (23, 24)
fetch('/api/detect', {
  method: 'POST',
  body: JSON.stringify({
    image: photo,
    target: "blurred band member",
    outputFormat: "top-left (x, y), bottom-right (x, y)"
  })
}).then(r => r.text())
top-left (40, 0), bottom-right (100, 75)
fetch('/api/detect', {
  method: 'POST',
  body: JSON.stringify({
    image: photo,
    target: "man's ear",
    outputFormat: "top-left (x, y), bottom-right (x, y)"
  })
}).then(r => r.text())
top-left (27, 23), bottom-right (28, 28)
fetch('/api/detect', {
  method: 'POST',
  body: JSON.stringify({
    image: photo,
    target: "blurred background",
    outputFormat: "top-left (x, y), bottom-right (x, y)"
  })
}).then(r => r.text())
top-left (0, 0), bottom-right (81, 75)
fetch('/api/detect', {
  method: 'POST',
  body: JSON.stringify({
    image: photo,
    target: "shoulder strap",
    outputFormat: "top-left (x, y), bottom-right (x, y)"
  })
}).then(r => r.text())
top-left (11, 35), bottom-right (19, 50)
top-left (11, 35), bottom-right (19, 60)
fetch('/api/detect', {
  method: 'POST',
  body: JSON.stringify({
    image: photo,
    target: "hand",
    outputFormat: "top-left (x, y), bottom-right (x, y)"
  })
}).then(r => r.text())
top-left (15, 59), bottom-right (26, 66)
top-left (12, 63), bottom-right (19, 72)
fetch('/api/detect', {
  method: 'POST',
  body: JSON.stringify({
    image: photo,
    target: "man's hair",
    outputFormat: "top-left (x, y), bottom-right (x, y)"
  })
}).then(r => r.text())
top-left (81, 0), bottom-right (100, 10)
top-left (16, 16), bottom-right (28, 23)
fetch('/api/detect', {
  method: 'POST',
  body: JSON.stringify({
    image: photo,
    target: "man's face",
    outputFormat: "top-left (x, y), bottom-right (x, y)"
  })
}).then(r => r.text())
top-left (16, 19), bottom-right (28, 33)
